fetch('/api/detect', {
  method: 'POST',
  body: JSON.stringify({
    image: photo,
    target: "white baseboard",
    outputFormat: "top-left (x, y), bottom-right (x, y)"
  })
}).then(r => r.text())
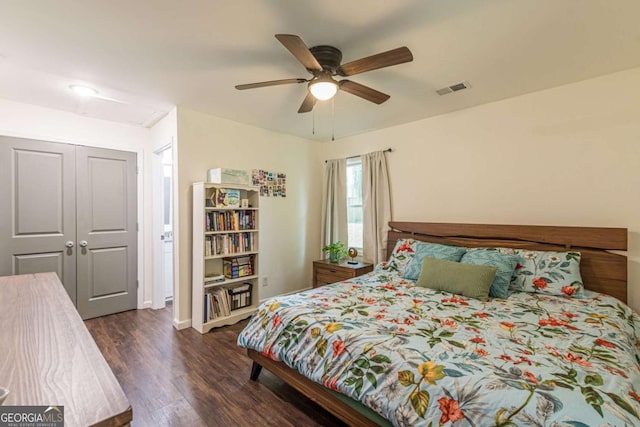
top-left (173, 318), bottom-right (192, 330)
top-left (140, 300), bottom-right (153, 309)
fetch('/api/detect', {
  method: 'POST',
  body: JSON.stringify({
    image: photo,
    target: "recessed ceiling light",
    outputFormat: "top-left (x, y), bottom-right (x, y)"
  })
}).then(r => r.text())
top-left (69, 85), bottom-right (98, 97)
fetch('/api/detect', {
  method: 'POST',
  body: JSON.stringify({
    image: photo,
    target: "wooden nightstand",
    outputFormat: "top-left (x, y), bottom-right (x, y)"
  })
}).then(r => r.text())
top-left (313, 259), bottom-right (374, 288)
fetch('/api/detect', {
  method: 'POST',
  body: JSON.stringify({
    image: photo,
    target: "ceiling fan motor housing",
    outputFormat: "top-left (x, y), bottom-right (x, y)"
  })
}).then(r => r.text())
top-left (309, 45), bottom-right (343, 73)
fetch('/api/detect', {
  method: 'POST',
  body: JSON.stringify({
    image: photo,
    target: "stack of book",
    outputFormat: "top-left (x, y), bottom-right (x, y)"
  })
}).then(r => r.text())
top-left (203, 284), bottom-right (253, 322)
top-left (204, 233), bottom-right (254, 256)
top-left (206, 210), bottom-right (256, 232)
top-left (204, 288), bottom-right (231, 321)
top-left (223, 256), bottom-right (254, 279)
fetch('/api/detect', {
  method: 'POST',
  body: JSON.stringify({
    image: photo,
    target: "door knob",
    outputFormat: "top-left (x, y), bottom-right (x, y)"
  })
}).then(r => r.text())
top-left (65, 241), bottom-right (74, 248)
top-left (79, 240), bottom-right (88, 248)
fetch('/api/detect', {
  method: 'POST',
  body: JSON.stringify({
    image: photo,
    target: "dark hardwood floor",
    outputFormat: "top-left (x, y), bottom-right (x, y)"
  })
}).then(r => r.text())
top-left (85, 305), bottom-right (346, 427)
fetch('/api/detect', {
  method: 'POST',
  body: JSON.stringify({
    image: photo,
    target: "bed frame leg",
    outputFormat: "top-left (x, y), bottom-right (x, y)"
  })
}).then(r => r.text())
top-left (250, 362), bottom-right (263, 381)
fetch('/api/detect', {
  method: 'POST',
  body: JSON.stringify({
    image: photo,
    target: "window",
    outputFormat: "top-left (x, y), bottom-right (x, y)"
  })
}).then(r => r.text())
top-left (346, 157), bottom-right (363, 252)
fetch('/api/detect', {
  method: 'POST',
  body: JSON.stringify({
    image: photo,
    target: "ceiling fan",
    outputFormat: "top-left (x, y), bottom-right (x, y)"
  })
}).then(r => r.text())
top-left (235, 34), bottom-right (413, 113)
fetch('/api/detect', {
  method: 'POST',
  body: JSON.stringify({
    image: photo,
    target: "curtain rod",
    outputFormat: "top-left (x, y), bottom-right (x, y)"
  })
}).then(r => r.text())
top-left (325, 148), bottom-right (392, 163)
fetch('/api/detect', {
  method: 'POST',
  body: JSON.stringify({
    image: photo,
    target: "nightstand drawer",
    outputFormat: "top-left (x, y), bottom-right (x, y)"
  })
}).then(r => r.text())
top-left (315, 266), bottom-right (354, 282)
top-left (312, 259), bottom-right (373, 288)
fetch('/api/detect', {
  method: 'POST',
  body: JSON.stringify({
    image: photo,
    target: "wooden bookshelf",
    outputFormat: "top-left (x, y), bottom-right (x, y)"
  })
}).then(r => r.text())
top-left (192, 182), bottom-right (260, 333)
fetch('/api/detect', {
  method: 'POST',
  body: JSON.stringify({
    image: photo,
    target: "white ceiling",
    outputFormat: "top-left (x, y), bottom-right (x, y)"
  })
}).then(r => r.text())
top-left (0, 1), bottom-right (639, 140)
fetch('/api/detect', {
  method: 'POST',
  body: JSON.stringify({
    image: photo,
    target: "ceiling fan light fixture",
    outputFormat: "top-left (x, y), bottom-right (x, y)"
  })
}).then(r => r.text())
top-left (309, 75), bottom-right (338, 101)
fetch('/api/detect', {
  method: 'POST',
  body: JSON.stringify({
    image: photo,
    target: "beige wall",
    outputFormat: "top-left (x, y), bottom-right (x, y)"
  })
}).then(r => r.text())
top-left (6, 64), bottom-right (636, 324)
top-left (175, 107), bottom-right (321, 325)
top-left (317, 67), bottom-right (640, 312)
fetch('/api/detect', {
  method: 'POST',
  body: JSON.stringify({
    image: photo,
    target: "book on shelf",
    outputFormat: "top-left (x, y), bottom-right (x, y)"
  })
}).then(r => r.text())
top-left (205, 210), bottom-right (256, 232)
top-left (205, 289), bottom-right (225, 321)
top-left (203, 281), bottom-right (254, 322)
top-left (205, 233), bottom-right (255, 256)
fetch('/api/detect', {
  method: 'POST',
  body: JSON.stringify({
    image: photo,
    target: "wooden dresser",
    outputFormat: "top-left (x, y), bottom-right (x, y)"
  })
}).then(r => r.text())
top-left (313, 259), bottom-right (374, 288)
top-left (0, 273), bottom-right (132, 427)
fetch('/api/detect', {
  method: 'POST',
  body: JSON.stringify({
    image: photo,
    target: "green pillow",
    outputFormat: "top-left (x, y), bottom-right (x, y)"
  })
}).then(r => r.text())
top-left (416, 257), bottom-right (498, 300)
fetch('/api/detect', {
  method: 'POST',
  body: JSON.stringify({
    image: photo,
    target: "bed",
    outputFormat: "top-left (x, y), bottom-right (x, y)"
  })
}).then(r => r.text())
top-left (238, 222), bottom-right (636, 426)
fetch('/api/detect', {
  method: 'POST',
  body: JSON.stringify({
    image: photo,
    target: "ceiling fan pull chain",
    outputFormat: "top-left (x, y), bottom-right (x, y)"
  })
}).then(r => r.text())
top-left (332, 98), bottom-right (336, 141)
top-left (312, 108), bottom-right (315, 135)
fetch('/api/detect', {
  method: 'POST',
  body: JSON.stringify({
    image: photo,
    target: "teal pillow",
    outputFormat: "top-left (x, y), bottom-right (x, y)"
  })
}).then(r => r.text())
top-left (403, 241), bottom-right (467, 280)
top-left (461, 250), bottom-right (520, 299)
top-left (416, 257), bottom-right (497, 300)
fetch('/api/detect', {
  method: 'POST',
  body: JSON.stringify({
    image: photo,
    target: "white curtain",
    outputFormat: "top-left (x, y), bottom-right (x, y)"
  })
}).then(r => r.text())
top-left (362, 151), bottom-right (391, 264)
top-left (321, 159), bottom-right (347, 256)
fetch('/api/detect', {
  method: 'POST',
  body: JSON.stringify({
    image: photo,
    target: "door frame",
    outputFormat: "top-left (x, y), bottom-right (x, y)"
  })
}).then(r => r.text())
top-left (0, 129), bottom-right (146, 310)
top-left (152, 143), bottom-right (173, 309)
top-left (151, 139), bottom-right (181, 326)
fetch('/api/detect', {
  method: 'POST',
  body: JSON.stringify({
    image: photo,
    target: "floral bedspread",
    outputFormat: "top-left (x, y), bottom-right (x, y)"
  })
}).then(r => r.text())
top-left (237, 270), bottom-right (640, 426)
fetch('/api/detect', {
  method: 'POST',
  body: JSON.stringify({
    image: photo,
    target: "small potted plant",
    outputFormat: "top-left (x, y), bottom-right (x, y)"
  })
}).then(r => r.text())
top-left (322, 241), bottom-right (347, 263)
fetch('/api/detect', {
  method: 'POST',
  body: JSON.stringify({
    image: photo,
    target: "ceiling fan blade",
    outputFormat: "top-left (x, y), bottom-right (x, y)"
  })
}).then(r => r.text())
top-left (235, 78), bottom-right (307, 90)
top-left (275, 34), bottom-right (323, 72)
top-left (339, 80), bottom-right (390, 104)
top-left (337, 47), bottom-right (413, 77)
top-left (298, 92), bottom-right (316, 113)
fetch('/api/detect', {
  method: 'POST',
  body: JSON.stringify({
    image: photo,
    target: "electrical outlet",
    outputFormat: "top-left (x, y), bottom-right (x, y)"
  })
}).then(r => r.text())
top-left (262, 276), bottom-right (268, 287)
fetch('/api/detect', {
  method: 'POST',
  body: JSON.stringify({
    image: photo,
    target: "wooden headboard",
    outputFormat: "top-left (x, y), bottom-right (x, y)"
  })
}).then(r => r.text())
top-left (386, 222), bottom-right (628, 303)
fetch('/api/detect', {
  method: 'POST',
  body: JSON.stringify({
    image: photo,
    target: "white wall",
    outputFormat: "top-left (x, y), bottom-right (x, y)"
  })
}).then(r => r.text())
top-left (0, 98), bottom-right (153, 308)
top-left (175, 107), bottom-right (320, 326)
top-left (317, 67), bottom-right (640, 312)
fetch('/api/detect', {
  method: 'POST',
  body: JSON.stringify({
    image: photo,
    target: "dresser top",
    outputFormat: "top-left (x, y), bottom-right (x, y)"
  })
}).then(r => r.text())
top-left (0, 273), bottom-right (131, 427)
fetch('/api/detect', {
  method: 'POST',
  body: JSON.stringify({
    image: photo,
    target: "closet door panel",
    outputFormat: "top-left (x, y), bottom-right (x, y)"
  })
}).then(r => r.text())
top-left (0, 136), bottom-right (77, 303)
top-left (75, 146), bottom-right (137, 319)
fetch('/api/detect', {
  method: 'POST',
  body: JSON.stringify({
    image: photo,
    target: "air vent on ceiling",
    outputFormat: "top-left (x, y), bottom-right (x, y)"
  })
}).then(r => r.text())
top-left (436, 81), bottom-right (471, 96)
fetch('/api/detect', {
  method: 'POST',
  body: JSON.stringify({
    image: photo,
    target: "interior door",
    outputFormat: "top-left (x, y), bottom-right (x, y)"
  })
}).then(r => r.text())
top-left (0, 136), bottom-right (77, 303)
top-left (75, 146), bottom-right (137, 319)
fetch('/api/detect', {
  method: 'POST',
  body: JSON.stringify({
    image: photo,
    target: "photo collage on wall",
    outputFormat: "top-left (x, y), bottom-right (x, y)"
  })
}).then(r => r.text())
top-left (252, 169), bottom-right (286, 197)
